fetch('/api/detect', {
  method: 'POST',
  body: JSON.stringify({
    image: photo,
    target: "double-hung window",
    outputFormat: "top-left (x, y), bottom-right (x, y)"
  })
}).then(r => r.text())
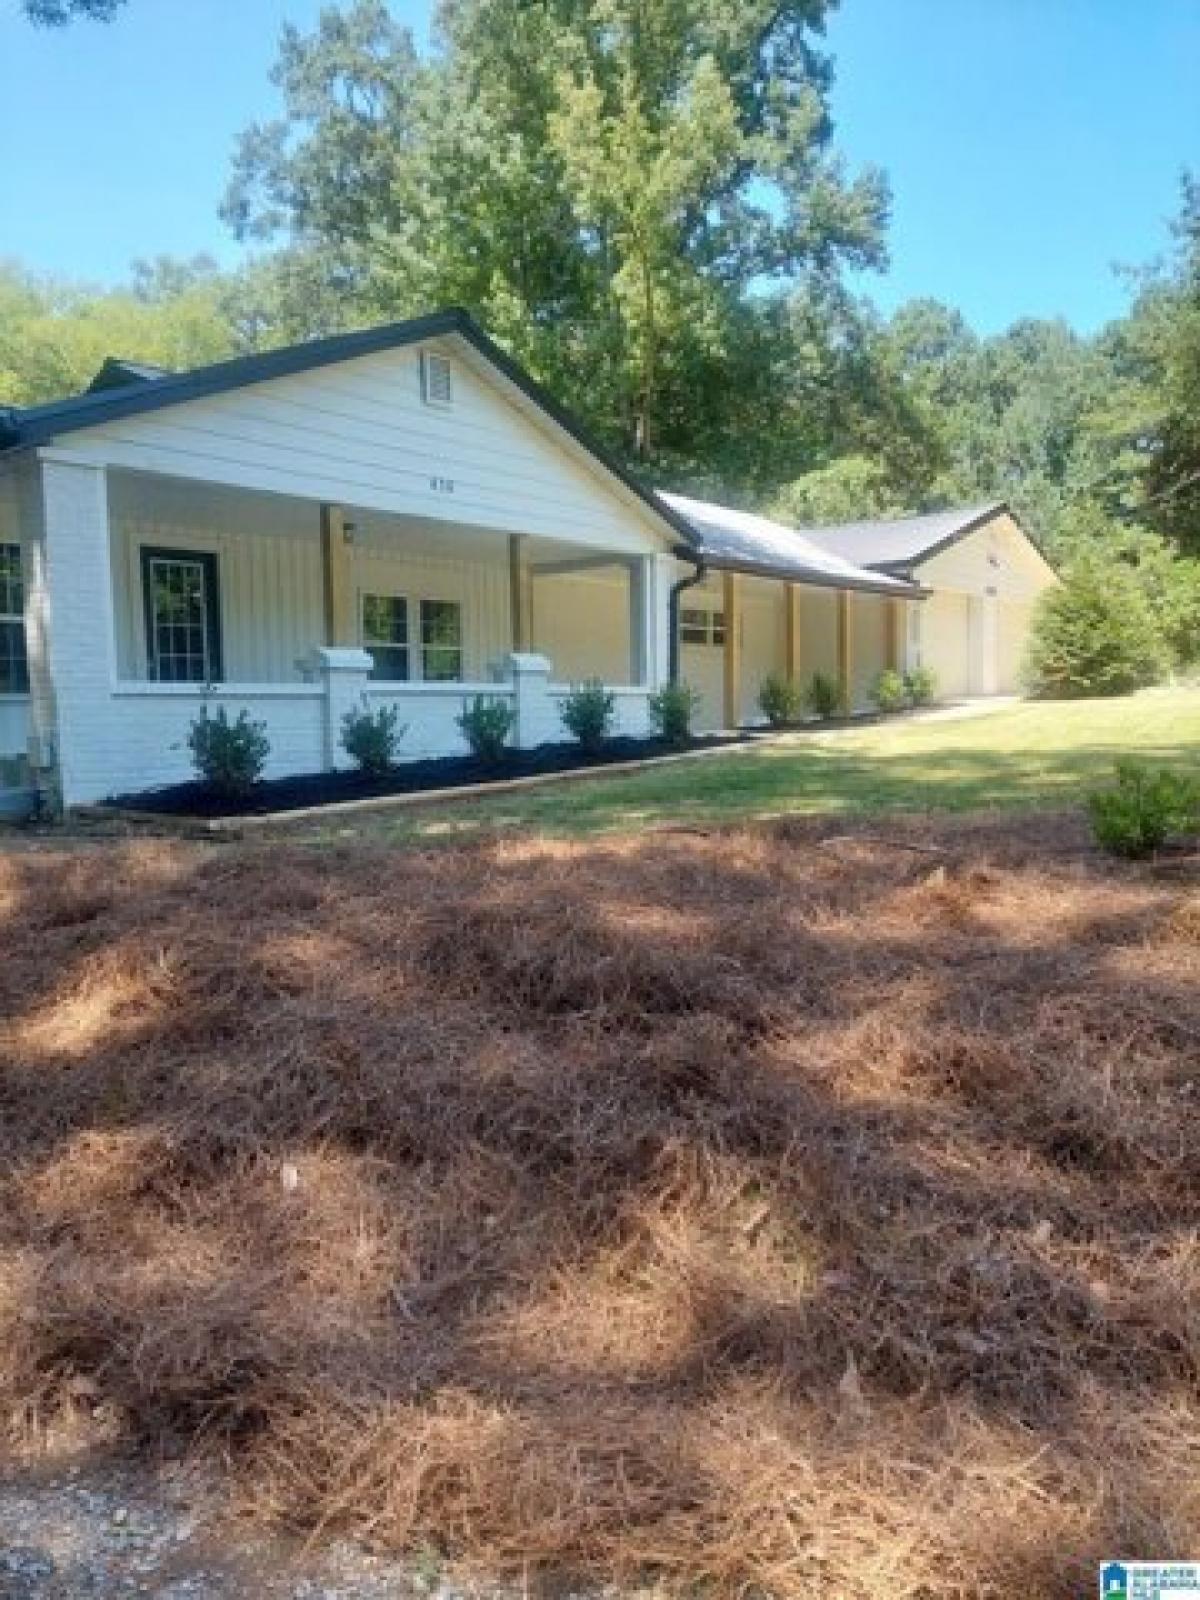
top-left (141, 548), bottom-right (222, 684)
top-left (0, 544), bottom-right (28, 695)
top-left (419, 599), bottom-right (462, 681)
top-left (361, 594), bottom-right (463, 681)
top-left (362, 594), bottom-right (411, 681)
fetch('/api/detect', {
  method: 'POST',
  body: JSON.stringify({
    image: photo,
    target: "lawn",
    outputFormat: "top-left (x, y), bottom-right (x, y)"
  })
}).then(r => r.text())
top-left (316, 685), bottom-right (1200, 844)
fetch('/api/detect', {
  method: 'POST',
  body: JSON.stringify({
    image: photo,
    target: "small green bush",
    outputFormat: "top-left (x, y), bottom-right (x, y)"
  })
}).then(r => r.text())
top-left (560, 679), bottom-right (615, 754)
top-left (457, 695), bottom-right (517, 763)
top-left (1088, 759), bottom-right (1199, 859)
top-left (757, 673), bottom-right (803, 727)
top-left (806, 671), bottom-right (840, 720)
top-left (341, 700), bottom-right (405, 776)
top-left (648, 681), bottom-right (701, 747)
top-left (904, 665), bottom-right (938, 706)
top-left (871, 668), bottom-right (908, 714)
top-left (187, 705), bottom-right (270, 798)
top-left (1025, 557), bottom-right (1167, 698)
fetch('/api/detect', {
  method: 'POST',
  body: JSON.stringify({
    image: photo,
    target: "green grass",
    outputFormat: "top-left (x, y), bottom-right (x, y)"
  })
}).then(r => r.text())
top-left (308, 687), bottom-right (1200, 846)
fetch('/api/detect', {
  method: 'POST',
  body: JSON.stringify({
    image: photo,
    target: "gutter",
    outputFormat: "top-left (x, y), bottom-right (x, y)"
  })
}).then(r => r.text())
top-left (668, 544), bottom-right (707, 685)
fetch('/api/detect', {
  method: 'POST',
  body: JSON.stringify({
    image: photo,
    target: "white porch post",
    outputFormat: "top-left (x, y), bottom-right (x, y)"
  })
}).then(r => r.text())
top-left (24, 454), bottom-right (116, 809)
top-left (627, 555), bottom-right (656, 687)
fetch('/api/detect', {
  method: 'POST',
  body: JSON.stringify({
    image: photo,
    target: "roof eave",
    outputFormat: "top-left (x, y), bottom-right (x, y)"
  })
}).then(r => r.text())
top-left (701, 553), bottom-right (926, 598)
top-left (0, 308), bottom-right (697, 554)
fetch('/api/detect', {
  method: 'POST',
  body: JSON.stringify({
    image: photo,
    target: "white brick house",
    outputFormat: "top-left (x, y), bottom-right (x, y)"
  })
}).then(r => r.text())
top-left (0, 309), bottom-right (1048, 812)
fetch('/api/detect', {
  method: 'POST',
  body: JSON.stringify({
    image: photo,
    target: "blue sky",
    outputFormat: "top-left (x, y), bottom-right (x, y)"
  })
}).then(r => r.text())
top-left (0, 0), bottom-right (1196, 335)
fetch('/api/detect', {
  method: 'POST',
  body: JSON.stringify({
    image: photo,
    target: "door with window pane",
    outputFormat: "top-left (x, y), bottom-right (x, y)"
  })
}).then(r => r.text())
top-left (141, 549), bottom-right (222, 683)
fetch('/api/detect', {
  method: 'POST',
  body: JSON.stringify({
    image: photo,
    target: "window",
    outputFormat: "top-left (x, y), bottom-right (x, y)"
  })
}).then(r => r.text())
top-left (680, 606), bottom-right (725, 647)
top-left (141, 548), bottom-right (221, 683)
top-left (362, 594), bottom-right (410, 681)
top-left (0, 543), bottom-right (28, 695)
top-left (420, 599), bottom-right (462, 681)
top-left (420, 350), bottom-right (453, 408)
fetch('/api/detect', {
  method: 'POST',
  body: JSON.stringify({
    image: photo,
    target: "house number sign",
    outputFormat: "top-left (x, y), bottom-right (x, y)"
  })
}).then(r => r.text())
top-left (430, 475), bottom-right (455, 494)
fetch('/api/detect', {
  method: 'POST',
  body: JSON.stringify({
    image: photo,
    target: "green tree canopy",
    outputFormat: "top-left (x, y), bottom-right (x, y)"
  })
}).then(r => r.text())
top-left (224, 0), bottom-right (889, 477)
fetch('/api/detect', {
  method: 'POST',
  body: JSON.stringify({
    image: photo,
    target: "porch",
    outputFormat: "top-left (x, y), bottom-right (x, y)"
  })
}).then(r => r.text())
top-left (17, 461), bottom-right (670, 806)
top-left (680, 570), bottom-right (910, 730)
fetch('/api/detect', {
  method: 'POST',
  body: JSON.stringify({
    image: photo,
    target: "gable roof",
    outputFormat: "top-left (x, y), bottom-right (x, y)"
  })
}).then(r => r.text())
top-left (0, 308), bottom-right (699, 554)
top-left (659, 492), bottom-right (924, 597)
top-left (797, 503), bottom-right (1009, 572)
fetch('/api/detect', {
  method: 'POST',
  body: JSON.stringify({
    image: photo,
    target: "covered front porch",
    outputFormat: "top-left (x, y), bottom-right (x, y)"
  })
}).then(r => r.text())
top-left (24, 461), bottom-right (670, 806)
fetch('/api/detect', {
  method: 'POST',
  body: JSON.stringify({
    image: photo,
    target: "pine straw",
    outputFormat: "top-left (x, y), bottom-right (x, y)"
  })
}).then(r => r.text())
top-left (1, 812), bottom-right (1198, 1597)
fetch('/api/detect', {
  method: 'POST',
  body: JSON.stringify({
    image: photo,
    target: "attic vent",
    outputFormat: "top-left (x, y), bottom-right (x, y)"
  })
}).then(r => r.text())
top-left (420, 350), bottom-right (453, 409)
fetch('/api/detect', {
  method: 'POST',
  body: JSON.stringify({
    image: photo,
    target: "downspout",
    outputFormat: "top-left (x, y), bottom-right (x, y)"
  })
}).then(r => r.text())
top-left (667, 543), bottom-right (707, 685)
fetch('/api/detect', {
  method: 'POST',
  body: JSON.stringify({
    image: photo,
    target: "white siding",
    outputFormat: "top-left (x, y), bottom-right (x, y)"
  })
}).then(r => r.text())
top-left (921, 590), bottom-right (972, 699)
top-left (679, 573), bottom-right (726, 731)
top-left (850, 593), bottom-right (890, 709)
top-left (795, 588), bottom-right (839, 686)
top-left (57, 337), bottom-right (673, 556)
top-left (918, 513), bottom-right (1055, 602)
top-left (740, 575), bottom-right (784, 723)
top-left (532, 567), bottom-right (633, 685)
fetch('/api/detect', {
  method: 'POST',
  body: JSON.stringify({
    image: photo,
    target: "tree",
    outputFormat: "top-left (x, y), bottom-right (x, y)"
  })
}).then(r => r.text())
top-left (23, 0), bottom-right (125, 21)
top-left (224, 0), bottom-right (889, 473)
top-left (1024, 549), bottom-right (1167, 699)
top-left (0, 260), bottom-right (242, 407)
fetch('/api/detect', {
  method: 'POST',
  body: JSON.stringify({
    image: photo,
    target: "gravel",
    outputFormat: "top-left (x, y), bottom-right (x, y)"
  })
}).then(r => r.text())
top-left (0, 1464), bottom-right (503, 1599)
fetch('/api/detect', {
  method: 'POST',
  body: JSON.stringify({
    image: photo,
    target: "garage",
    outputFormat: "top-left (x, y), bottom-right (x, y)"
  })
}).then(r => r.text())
top-left (806, 503), bottom-right (1057, 700)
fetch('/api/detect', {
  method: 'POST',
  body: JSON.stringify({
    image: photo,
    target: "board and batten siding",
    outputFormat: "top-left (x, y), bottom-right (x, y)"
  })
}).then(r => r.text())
top-left (532, 567), bottom-right (634, 686)
top-left (109, 476), bottom-right (324, 683)
top-left (58, 338), bottom-right (673, 558)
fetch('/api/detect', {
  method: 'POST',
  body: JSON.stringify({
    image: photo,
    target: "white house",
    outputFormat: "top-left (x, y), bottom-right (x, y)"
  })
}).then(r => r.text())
top-left (0, 310), bottom-right (1052, 811)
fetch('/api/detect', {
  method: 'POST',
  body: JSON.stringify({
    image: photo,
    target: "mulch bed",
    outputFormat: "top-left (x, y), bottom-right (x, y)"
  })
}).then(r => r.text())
top-left (106, 733), bottom-right (760, 819)
top-left (2, 810), bottom-right (1197, 1597)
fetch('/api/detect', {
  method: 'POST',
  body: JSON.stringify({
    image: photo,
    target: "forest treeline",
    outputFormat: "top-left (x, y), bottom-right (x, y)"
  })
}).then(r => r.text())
top-left (4, 1), bottom-right (1198, 653)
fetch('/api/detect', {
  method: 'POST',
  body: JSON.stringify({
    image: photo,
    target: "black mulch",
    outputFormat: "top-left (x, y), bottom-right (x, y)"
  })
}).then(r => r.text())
top-left (106, 733), bottom-right (765, 820)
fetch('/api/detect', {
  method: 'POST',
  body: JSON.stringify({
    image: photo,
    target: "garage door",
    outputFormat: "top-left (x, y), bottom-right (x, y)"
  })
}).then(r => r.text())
top-left (920, 591), bottom-right (972, 699)
top-left (996, 599), bottom-right (1036, 693)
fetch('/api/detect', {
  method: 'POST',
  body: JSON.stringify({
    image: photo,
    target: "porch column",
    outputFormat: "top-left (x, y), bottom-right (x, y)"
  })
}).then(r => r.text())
top-left (320, 503), bottom-right (356, 646)
top-left (722, 571), bottom-right (741, 729)
top-left (784, 582), bottom-right (799, 681)
top-left (509, 534), bottom-right (531, 652)
top-left (837, 590), bottom-right (853, 714)
top-left (628, 556), bottom-right (654, 686)
top-left (25, 454), bottom-right (116, 809)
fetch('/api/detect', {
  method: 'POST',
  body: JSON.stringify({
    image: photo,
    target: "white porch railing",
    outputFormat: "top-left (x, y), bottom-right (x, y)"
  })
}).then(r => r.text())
top-left (71, 652), bottom-right (654, 803)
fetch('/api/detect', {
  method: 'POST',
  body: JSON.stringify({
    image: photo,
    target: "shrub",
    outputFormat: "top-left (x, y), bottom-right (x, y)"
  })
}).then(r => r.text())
top-left (1088, 759), bottom-right (1199, 859)
top-left (341, 701), bottom-right (405, 777)
top-left (560, 679), bottom-right (615, 754)
top-left (871, 669), bottom-right (908, 714)
top-left (457, 695), bottom-right (517, 763)
top-left (806, 671), bottom-right (841, 720)
top-left (648, 681), bottom-right (700, 747)
top-left (905, 665), bottom-right (938, 706)
top-left (757, 673), bottom-right (803, 728)
top-left (1025, 557), bottom-right (1167, 698)
top-left (187, 706), bottom-right (269, 798)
